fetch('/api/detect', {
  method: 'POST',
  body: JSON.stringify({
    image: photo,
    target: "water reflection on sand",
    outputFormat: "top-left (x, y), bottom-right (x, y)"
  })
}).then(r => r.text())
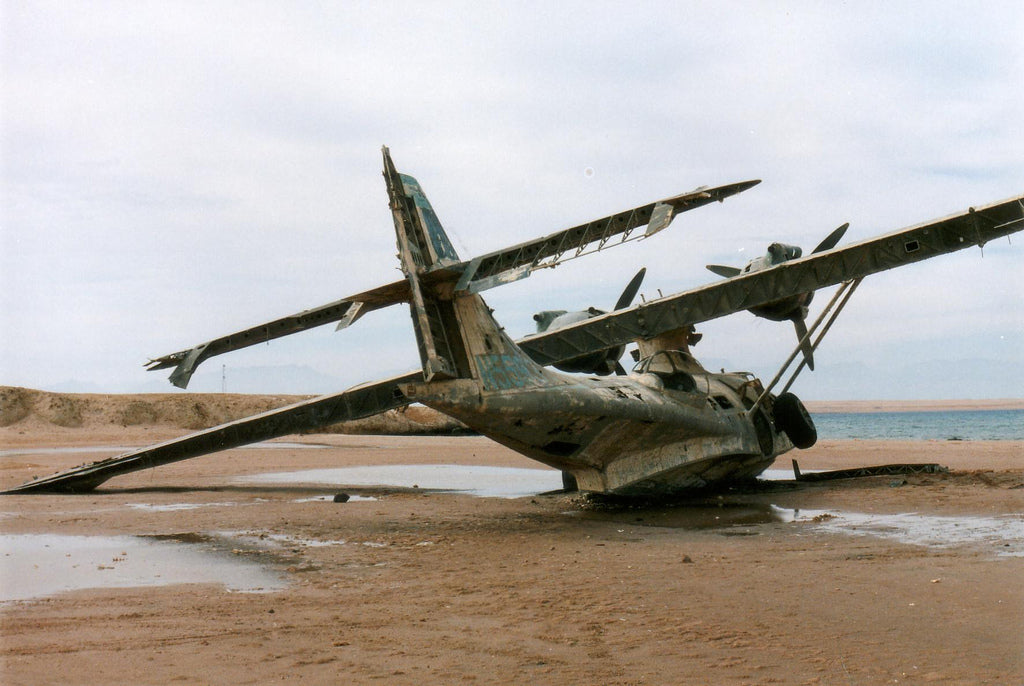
top-left (0, 532), bottom-right (287, 602)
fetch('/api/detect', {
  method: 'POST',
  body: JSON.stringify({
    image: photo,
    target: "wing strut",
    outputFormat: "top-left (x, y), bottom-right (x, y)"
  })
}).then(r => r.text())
top-left (747, 278), bottom-right (862, 417)
top-left (779, 280), bottom-right (863, 396)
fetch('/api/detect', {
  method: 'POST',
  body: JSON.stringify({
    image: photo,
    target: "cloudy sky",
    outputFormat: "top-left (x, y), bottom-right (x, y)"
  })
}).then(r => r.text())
top-left (2, 1), bottom-right (1022, 400)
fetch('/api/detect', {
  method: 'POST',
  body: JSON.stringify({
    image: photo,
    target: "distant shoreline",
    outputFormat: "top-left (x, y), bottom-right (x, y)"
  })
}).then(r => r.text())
top-left (804, 399), bottom-right (1024, 413)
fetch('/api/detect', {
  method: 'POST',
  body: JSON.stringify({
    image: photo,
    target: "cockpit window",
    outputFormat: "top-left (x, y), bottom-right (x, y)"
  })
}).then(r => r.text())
top-left (633, 351), bottom-right (699, 392)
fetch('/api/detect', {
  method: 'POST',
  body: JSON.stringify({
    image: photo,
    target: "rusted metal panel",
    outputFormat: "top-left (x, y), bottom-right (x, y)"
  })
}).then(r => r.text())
top-left (791, 460), bottom-right (948, 482)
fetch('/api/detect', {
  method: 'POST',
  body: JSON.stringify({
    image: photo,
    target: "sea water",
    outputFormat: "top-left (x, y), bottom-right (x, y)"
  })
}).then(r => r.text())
top-left (811, 409), bottom-right (1023, 441)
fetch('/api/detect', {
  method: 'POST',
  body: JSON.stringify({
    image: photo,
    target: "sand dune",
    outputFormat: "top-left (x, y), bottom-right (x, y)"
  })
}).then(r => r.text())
top-left (0, 386), bottom-right (466, 439)
top-left (4, 385), bottom-right (1019, 437)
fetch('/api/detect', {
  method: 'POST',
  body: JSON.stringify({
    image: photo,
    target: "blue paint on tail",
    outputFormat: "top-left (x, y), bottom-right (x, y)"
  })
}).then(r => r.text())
top-left (399, 173), bottom-right (460, 266)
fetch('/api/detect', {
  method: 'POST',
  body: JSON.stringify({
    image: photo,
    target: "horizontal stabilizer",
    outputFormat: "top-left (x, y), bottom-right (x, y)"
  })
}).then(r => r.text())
top-left (449, 179), bottom-right (761, 294)
top-left (146, 279), bottom-right (412, 388)
top-left (148, 177), bottom-right (759, 387)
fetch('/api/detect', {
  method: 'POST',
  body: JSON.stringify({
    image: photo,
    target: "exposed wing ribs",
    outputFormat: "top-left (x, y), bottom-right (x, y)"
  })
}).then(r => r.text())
top-left (450, 180), bottom-right (760, 293)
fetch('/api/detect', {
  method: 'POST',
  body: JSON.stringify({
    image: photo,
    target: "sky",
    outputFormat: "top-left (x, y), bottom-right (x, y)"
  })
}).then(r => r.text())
top-left (2, 1), bottom-right (1022, 400)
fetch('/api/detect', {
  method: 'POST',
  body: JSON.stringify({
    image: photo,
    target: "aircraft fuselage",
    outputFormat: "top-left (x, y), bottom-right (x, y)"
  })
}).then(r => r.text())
top-left (404, 354), bottom-right (790, 494)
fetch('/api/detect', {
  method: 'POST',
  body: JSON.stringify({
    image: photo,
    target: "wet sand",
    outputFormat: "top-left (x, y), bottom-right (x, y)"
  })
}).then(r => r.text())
top-left (1, 429), bottom-right (1023, 684)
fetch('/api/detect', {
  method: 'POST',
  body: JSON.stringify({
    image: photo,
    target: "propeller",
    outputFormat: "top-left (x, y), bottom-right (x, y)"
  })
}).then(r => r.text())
top-left (794, 223), bottom-right (849, 370)
top-left (532, 268), bottom-right (647, 376)
top-left (813, 222), bottom-right (849, 254)
top-left (791, 311), bottom-right (814, 371)
top-left (615, 267), bottom-right (647, 310)
top-left (611, 268), bottom-right (646, 374)
top-left (704, 223), bottom-right (850, 373)
top-left (706, 264), bottom-right (742, 278)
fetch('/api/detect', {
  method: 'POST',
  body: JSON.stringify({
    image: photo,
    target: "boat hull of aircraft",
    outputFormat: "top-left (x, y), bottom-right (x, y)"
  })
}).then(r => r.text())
top-left (404, 364), bottom-right (791, 494)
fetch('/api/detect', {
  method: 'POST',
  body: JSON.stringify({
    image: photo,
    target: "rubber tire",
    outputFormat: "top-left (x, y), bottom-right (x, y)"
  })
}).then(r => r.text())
top-left (774, 392), bottom-right (817, 449)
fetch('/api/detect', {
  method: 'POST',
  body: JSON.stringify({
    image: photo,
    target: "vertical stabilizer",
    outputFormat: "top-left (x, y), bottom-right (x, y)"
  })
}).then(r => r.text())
top-left (383, 147), bottom-right (552, 391)
top-left (382, 147), bottom-right (460, 269)
top-left (383, 147), bottom-right (465, 380)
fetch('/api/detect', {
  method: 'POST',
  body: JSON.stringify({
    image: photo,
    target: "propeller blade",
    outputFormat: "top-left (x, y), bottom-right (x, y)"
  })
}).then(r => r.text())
top-left (812, 222), bottom-right (849, 254)
top-left (614, 267), bottom-right (647, 310)
top-left (706, 264), bottom-right (742, 278)
top-left (614, 362), bottom-right (627, 376)
top-left (792, 316), bottom-right (814, 371)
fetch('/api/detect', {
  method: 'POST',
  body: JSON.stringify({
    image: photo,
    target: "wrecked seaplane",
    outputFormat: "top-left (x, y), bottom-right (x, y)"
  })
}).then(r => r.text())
top-left (6, 149), bottom-right (1022, 495)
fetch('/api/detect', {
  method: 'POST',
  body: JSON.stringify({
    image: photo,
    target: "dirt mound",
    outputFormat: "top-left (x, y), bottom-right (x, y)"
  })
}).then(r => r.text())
top-left (331, 404), bottom-right (471, 435)
top-left (0, 386), bottom-right (33, 426)
top-left (0, 386), bottom-right (464, 435)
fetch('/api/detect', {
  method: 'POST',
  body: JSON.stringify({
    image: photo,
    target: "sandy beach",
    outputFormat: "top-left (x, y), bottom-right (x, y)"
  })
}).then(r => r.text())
top-left (1, 390), bottom-right (1022, 684)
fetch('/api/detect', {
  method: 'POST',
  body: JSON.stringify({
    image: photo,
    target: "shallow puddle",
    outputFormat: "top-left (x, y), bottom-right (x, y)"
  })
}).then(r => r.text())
top-left (759, 468), bottom-right (806, 481)
top-left (240, 464), bottom-right (563, 499)
top-left (227, 531), bottom-right (394, 550)
top-left (0, 533), bottom-right (288, 602)
top-left (125, 501), bottom-right (241, 512)
top-left (585, 503), bottom-right (1024, 556)
top-left (789, 508), bottom-right (1024, 557)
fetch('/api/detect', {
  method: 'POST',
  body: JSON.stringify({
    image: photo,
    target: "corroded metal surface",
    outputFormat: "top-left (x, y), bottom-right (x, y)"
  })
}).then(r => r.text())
top-left (792, 460), bottom-right (949, 482)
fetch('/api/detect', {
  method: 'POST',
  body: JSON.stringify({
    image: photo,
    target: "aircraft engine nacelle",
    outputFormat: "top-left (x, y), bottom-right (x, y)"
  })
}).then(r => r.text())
top-left (767, 242), bottom-right (802, 263)
top-left (533, 308), bottom-right (624, 375)
top-left (705, 224), bottom-right (849, 371)
top-left (529, 268), bottom-right (647, 376)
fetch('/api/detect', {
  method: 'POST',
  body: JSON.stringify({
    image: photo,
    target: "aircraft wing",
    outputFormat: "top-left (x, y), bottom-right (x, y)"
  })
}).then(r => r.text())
top-left (148, 179), bottom-right (759, 388)
top-left (519, 194), bottom-right (1024, 365)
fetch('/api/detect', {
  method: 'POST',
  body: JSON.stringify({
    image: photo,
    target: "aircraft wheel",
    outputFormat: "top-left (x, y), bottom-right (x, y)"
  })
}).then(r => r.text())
top-left (774, 392), bottom-right (817, 449)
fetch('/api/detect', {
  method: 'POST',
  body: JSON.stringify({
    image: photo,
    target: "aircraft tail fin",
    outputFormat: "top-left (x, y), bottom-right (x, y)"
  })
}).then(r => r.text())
top-left (383, 147), bottom-right (550, 390)
top-left (382, 147), bottom-right (460, 270)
